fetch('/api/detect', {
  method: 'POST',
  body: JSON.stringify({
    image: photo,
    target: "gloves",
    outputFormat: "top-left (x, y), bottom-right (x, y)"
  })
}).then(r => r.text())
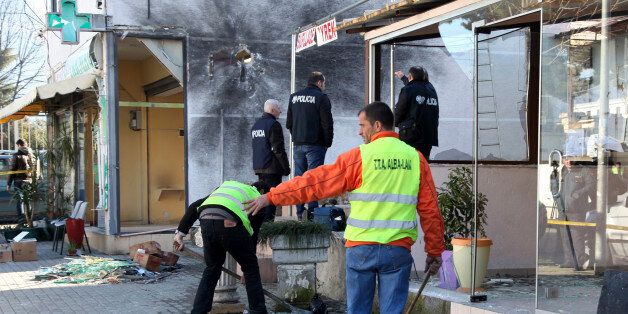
top-left (173, 233), bottom-right (185, 251)
top-left (424, 255), bottom-right (443, 275)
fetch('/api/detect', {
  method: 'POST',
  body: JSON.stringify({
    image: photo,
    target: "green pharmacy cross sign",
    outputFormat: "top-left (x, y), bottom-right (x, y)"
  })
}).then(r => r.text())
top-left (47, 0), bottom-right (96, 44)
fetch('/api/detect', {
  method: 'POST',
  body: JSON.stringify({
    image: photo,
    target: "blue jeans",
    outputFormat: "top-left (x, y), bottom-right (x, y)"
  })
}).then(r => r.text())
top-left (346, 245), bottom-right (413, 314)
top-left (293, 145), bottom-right (326, 218)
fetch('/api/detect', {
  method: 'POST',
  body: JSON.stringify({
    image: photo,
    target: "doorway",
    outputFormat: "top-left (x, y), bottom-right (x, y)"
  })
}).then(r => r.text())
top-left (116, 37), bottom-right (185, 226)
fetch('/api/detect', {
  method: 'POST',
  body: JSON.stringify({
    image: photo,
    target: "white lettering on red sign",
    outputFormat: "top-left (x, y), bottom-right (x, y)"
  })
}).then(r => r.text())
top-left (316, 19), bottom-right (338, 47)
top-left (296, 28), bottom-right (317, 52)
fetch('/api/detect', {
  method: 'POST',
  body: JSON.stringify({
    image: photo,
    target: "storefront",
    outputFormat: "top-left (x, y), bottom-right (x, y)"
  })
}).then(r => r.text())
top-left (332, 0), bottom-right (627, 311)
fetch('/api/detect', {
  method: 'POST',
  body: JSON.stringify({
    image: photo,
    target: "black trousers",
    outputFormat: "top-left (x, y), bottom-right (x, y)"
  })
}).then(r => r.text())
top-left (13, 180), bottom-right (25, 217)
top-left (191, 220), bottom-right (267, 314)
top-left (414, 143), bottom-right (432, 162)
top-left (257, 173), bottom-right (282, 221)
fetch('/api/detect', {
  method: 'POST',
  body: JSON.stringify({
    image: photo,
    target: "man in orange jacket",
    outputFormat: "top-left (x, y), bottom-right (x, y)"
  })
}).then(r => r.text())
top-left (246, 101), bottom-right (445, 314)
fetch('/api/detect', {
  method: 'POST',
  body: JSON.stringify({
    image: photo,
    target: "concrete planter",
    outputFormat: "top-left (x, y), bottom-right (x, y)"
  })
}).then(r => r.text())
top-left (269, 234), bottom-right (330, 309)
top-left (269, 234), bottom-right (330, 264)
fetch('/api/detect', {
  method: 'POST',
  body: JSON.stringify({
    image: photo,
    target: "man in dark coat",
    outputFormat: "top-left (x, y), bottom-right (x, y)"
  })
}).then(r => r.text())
top-left (7, 139), bottom-right (35, 219)
top-left (394, 67), bottom-right (439, 160)
top-left (286, 71), bottom-right (334, 219)
top-left (251, 99), bottom-right (290, 222)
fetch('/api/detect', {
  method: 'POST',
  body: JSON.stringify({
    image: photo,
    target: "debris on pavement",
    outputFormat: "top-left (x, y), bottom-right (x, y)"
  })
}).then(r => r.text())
top-left (129, 241), bottom-right (181, 271)
top-left (34, 256), bottom-right (182, 284)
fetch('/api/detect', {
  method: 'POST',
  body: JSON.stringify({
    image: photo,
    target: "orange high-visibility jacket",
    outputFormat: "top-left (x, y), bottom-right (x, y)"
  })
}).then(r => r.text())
top-left (267, 131), bottom-right (445, 257)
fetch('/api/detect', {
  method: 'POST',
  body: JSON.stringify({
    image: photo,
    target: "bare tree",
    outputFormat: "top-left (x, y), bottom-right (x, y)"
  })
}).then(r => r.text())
top-left (0, 0), bottom-right (46, 107)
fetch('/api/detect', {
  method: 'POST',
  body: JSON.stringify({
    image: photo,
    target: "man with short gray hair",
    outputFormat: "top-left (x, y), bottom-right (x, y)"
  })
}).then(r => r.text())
top-left (250, 99), bottom-right (290, 222)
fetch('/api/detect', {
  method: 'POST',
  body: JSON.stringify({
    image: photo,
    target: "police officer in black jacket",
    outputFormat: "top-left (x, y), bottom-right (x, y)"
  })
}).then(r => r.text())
top-left (251, 99), bottom-right (291, 221)
top-left (286, 71), bottom-right (333, 219)
top-left (394, 66), bottom-right (439, 161)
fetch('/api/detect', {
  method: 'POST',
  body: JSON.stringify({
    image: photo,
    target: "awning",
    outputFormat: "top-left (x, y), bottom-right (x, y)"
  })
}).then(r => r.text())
top-left (0, 69), bottom-right (100, 124)
top-left (337, 0), bottom-right (452, 33)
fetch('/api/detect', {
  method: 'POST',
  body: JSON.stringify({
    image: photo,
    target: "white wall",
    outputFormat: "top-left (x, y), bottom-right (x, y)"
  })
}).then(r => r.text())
top-left (411, 164), bottom-right (538, 274)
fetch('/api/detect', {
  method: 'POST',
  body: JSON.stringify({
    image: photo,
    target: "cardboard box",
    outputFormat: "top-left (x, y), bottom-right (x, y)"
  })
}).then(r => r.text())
top-left (0, 244), bottom-right (12, 263)
top-left (133, 252), bottom-right (162, 272)
top-left (11, 240), bottom-right (37, 262)
top-left (161, 252), bottom-right (179, 266)
top-left (129, 241), bottom-right (163, 259)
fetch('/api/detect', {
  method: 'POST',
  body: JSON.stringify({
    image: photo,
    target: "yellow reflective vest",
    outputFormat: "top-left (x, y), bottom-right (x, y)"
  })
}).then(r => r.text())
top-left (199, 181), bottom-right (260, 235)
top-left (345, 137), bottom-right (420, 243)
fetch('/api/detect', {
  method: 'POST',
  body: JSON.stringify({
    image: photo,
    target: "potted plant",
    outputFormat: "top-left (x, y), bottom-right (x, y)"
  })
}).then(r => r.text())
top-left (259, 220), bottom-right (331, 309)
top-left (438, 167), bottom-right (491, 293)
top-left (44, 124), bottom-right (76, 220)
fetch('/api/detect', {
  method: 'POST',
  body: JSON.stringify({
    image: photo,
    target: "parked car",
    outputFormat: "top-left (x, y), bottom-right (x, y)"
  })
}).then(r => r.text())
top-left (0, 151), bottom-right (47, 222)
top-left (0, 154), bottom-right (16, 221)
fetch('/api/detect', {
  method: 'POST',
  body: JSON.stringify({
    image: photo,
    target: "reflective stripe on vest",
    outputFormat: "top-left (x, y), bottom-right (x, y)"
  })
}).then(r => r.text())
top-left (199, 181), bottom-right (260, 235)
top-left (220, 185), bottom-right (250, 200)
top-left (347, 217), bottom-right (417, 230)
top-left (345, 137), bottom-right (420, 243)
top-left (210, 193), bottom-right (245, 211)
top-left (348, 193), bottom-right (417, 205)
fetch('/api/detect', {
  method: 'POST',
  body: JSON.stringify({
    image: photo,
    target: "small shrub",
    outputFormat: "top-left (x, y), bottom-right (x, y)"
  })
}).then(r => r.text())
top-left (437, 167), bottom-right (488, 250)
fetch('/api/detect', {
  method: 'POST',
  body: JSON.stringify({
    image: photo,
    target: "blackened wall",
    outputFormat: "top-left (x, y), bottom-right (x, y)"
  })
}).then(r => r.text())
top-left (108, 1), bottom-right (385, 199)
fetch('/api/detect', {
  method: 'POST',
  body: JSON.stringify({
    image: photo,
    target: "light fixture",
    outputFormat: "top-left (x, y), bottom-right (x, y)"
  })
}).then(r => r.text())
top-left (234, 45), bottom-right (252, 63)
top-left (129, 110), bottom-right (141, 131)
top-left (234, 45), bottom-right (253, 82)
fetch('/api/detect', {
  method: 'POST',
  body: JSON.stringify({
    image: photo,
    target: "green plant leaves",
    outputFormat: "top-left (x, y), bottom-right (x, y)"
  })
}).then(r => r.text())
top-left (437, 167), bottom-right (488, 250)
top-left (258, 220), bottom-right (331, 246)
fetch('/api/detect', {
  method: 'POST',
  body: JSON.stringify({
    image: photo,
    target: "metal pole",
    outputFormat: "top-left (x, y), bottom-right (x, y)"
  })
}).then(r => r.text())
top-left (471, 27), bottom-right (479, 298)
top-left (220, 108), bottom-right (224, 182)
top-left (289, 33), bottom-right (296, 217)
top-left (389, 44), bottom-right (395, 110)
top-left (369, 44), bottom-right (376, 103)
top-left (104, 32), bottom-right (120, 235)
top-left (595, 0), bottom-right (609, 275)
top-left (13, 120), bottom-right (19, 143)
top-left (471, 20), bottom-right (485, 298)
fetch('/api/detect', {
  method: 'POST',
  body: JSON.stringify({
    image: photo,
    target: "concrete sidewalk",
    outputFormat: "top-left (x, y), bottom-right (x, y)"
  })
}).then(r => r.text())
top-left (1, 241), bottom-right (342, 313)
top-left (0, 241), bottom-right (202, 313)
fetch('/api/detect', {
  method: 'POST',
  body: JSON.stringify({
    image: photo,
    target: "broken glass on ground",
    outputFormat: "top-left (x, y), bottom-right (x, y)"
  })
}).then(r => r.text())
top-left (34, 256), bottom-right (181, 284)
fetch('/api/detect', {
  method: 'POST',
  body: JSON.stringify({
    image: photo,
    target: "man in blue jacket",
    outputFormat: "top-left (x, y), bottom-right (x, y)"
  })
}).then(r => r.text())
top-left (251, 99), bottom-right (290, 222)
top-left (286, 71), bottom-right (334, 219)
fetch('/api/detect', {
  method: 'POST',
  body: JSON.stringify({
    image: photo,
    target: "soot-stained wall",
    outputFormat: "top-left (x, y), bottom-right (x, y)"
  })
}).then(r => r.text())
top-left (108, 1), bottom-right (385, 200)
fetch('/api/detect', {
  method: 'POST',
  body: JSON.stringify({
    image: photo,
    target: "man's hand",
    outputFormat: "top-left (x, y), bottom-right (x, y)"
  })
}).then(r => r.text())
top-left (6, 186), bottom-right (10, 192)
top-left (425, 255), bottom-right (443, 275)
top-left (394, 70), bottom-right (405, 79)
top-left (244, 194), bottom-right (270, 216)
top-left (173, 233), bottom-right (185, 251)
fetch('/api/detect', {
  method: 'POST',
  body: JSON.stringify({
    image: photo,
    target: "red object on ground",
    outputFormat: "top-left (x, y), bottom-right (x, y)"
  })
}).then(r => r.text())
top-left (65, 218), bottom-right (85, 249)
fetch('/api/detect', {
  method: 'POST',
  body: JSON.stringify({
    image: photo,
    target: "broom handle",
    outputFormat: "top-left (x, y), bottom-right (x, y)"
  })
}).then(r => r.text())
top-left (405, 273), bottom-right (431, 314)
